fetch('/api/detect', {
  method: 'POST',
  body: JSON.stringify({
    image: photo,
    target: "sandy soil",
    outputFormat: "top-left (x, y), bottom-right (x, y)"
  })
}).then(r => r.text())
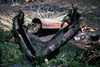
top-left (0, 0), bottom-right (100, 34)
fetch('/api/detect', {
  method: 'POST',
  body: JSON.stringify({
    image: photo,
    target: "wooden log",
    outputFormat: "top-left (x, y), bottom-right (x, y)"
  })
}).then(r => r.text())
top-left (18, 22), bottom-right (80, 57)
top-left (16, 27), bottom-right (35, 59)
top-left (42, 23), bottom-right (80, 56)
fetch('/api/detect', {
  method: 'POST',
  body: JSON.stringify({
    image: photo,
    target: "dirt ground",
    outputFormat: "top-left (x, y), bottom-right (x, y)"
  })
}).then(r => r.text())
top-left (0, 0), bottom-right (100, 32)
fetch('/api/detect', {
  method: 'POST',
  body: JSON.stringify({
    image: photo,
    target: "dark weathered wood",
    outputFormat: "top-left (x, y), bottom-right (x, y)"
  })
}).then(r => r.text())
top-left (16, 8), bottom-right (80, 57)
top-left (17, 22), bottom-right (80, 58)
top-left (42, 23), bottom-right (80, 56)
top-left (16, 27), bottom-right (35, 59)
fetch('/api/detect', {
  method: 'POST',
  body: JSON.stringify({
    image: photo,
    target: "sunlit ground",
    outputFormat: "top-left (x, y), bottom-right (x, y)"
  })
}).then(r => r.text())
top-left (0, 8), bottom-right (68, 31)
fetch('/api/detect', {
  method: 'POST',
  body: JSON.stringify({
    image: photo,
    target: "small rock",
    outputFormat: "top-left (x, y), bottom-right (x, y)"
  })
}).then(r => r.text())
top-left (74, 33), bottom-right (91, 41)
top-left (44, 58), bottom-right (48, 64)
top-left (74, 36), bottom-right (80, 41)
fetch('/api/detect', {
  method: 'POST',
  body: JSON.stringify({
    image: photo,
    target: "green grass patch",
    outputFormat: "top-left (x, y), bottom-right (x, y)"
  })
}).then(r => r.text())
top-left (0, 29), bottom-right (26, 65)
top-left (0, 42), bottom-right (26, 64)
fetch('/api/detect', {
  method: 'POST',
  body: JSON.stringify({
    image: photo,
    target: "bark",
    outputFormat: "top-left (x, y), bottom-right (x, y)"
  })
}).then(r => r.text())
top-left (42, 23), bottom-right (80, 56)
top-left (16, 27), bottom-right (35, 59)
